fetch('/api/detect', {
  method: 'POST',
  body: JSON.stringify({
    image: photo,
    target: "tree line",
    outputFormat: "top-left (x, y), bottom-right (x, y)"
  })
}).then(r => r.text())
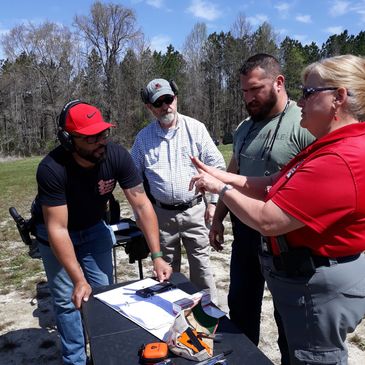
top-left (1, 1), bottom-right (364, 156)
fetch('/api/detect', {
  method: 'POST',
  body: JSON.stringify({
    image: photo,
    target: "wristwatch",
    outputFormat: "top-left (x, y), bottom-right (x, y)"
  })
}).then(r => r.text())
top-left (219, 184), bottom-right (233, 200)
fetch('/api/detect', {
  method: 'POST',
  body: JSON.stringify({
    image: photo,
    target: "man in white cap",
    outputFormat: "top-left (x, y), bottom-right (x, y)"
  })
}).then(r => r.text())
top-left (131, 79), bottom-right (225, 302)
top-left (33, 100), bottom-right (171, 365)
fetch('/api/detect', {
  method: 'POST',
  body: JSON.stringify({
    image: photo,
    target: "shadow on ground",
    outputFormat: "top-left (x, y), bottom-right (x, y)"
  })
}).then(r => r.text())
top-left (0, 281), bottom-right (62, 365)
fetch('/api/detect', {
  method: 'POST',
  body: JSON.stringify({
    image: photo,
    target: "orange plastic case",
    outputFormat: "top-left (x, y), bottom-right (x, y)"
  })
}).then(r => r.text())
top-left (140, 342), bottom-right (168, 363)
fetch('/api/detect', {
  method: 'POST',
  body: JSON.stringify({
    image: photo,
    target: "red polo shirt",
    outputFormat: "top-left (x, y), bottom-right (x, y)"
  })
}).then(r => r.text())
top-left (267, 123), bottom-right (365, 257)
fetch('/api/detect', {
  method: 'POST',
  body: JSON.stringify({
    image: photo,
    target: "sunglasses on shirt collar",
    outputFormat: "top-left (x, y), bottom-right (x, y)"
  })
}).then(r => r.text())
top-left (152, 94), bottom-right (175, 108)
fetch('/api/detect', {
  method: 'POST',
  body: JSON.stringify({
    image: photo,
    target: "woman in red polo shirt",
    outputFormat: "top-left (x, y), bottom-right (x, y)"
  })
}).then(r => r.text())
top-left (190, 54), bottom-right (365, 365)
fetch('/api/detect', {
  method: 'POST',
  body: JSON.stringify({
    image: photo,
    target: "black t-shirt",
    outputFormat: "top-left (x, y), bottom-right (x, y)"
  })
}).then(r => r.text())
top-left (35, 142), bottom-right (141, 231)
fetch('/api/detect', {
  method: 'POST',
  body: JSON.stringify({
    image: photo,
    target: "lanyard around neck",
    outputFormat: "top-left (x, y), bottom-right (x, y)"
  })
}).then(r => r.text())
top-left (238, 99), bottom-right (291, 165)
top-left (265, 99), bottom-right (290, 160)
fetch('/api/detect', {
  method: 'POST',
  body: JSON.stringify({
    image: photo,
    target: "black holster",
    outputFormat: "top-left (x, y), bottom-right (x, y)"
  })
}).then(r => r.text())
top-left (273, 247), bottom-right (316, 277)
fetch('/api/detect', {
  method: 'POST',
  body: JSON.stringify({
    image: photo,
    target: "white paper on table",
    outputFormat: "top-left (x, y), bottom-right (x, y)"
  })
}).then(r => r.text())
top-left (94, 278), bottom-right (190, 339)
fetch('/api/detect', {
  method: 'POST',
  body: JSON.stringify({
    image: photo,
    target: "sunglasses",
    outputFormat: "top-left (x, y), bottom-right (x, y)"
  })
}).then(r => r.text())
top-left (152, 95), bottom-right (175, 108)
top-left (72, 129), bottom-right (111, 144)
top-left (300, 86), bottom-right (337, 99)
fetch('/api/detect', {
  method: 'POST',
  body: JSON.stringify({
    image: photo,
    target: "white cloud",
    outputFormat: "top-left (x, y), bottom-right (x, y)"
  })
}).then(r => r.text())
top-left (275, 2), bottom-right (291, 17)
top-left (296, 14), bottom-right (312, 23)
top-left (275, 2), bottom-right (290, 12)
top-left (274, 2), bottom-right (292, 19)
top-left (150, 35), bottom-right (171, 52)
top-left (329, 0), bottom-right (351, 17)
top-left (325, 26), bottom-right (344, 34)
top-left (351, 2), bottom-right (365, 22)
top-left (247, 14), bottom-right (269, 26)
top-left (146, 0), bottom-right (164, 8)
top-left (328, 1), bottom-right (365, 22)
top-left (186, 0), bottom-right (222, 21)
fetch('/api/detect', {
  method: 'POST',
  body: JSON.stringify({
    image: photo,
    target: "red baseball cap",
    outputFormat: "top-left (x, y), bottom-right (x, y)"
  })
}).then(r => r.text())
top-left (65, 103), bottom-right (115, 135)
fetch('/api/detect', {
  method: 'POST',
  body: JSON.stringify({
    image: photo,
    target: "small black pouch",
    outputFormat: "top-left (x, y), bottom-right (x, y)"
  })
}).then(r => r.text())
top-left (277, 247), bottom-right (316, 277)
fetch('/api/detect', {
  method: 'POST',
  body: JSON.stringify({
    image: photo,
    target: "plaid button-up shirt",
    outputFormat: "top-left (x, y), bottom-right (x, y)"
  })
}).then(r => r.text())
top-left (131, 113), bottom-right (225, 205)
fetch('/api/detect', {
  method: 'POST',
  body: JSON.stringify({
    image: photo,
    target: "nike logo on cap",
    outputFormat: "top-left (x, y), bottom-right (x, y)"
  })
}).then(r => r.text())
top-left (87, 112), bottom-right (96, 118)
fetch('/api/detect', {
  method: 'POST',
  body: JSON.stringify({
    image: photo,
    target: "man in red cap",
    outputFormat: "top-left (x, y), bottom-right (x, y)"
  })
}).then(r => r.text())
top-left (33, 100), bottom-right (172, 365)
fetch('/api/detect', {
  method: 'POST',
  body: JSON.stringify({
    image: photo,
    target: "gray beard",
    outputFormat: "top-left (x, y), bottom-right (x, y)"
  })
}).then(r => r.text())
top-left (159, 112), bottom-right (175, 126)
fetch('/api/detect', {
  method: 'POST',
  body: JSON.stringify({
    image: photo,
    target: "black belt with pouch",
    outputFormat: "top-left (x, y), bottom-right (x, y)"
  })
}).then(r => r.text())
top-left (273, 247), bottom-right (316, 277)
top-left (262, 235), bottom-right (360, 277)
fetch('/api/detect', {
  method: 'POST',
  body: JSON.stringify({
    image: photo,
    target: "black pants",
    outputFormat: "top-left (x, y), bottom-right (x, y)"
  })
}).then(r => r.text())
top-left (228, 214), bottom-right (289, 365)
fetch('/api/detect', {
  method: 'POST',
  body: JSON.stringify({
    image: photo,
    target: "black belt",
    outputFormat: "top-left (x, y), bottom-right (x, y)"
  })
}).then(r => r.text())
top-left (260, 237), bottom-right (361, 268)
top-left (155, 196), bottom-right (203, 211)
top-left (272, 253), bottom-right (360, 271)
top-left (310, 254), bottom-right (360, 267)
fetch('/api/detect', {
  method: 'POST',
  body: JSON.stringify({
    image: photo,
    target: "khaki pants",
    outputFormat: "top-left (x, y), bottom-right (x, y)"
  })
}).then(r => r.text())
top-left (154, 201), bottom-right (217, 302)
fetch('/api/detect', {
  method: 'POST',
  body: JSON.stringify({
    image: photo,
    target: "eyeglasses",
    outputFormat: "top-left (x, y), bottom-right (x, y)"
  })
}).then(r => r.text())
top-left (300, 86), bottom-right (337, 99)
top-left (152, 95), bottom-right (175, 108)
top-left (72, 129), bottom-right (110, 144)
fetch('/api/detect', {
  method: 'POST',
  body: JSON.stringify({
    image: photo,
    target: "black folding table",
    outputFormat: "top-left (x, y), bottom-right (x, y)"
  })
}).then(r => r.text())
top-left (82, 273), bottom-right (274, 365)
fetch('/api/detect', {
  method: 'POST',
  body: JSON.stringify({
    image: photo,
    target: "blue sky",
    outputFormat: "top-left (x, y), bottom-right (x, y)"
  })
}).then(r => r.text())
top-left (1, 0), bottom-right (365, 58)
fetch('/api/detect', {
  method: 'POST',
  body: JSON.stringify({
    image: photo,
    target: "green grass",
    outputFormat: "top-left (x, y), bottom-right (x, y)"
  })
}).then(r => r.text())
top-left (0, 157), bottom-right (43, 293)
top-left (0, 157), bottom-right (40, 223)
top-left (218, 143), bottom-right (232, 165)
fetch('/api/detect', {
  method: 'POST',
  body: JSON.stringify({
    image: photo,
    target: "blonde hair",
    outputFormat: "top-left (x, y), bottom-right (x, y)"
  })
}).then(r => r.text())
top-left (302, 54), bottom-right (365, 120)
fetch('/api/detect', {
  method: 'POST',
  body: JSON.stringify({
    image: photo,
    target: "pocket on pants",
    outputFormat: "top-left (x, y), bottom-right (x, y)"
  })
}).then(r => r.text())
top-left (295, 348), bottom-right (345, 364)
top-left (341, 276), bottom-right (365, 298)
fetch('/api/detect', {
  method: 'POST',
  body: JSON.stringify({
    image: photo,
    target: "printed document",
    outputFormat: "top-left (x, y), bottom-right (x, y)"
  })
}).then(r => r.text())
top-left (94, 278), bottom-right (190, 339)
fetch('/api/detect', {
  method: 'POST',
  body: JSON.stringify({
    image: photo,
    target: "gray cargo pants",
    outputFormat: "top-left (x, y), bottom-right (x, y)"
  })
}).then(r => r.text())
top-left (260, 252), bottom-right (365, 365)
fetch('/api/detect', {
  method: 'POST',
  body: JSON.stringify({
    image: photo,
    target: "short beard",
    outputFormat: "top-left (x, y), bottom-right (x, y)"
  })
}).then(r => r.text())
top-left (246, 87), bottom-right (277, 122)
top-left (159, 112), bottom-right (176, 126)
top-left (75, 145), bottom-right (106, 164)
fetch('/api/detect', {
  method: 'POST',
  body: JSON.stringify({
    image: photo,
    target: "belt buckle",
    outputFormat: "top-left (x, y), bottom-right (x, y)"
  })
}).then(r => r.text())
top-left (187, 196), bottom-right (200, 209)
top-left (190, 197), bottom-right (197, 208)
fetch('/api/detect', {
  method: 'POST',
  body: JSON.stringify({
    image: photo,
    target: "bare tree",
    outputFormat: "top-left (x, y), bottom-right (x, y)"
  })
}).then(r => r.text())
top-left (182, 23), bottom-right (208, 124)
top-left (3, 22), bottom-right (78, 105)
top-left (229, 13), bottom-right (253, 132)
top-left (183, 22), bottom-right (207, 70)
top-left (74, 1), bottom-right (142, 118)
top-left (1, 22), bottom-right (79, 154)
top-left (230, 12), bottom-right (252, 40)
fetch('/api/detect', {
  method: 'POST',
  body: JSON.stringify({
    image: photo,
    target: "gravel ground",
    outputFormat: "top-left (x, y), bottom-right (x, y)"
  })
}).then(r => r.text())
top-left (1, 212), bottom-right (364, 364)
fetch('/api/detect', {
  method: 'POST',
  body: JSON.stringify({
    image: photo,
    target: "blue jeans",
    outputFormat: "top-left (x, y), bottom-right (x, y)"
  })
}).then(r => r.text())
top-left (36, 221), bottom-right (115, 365)
top-left (228, 214), bottom-right (289, 364)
